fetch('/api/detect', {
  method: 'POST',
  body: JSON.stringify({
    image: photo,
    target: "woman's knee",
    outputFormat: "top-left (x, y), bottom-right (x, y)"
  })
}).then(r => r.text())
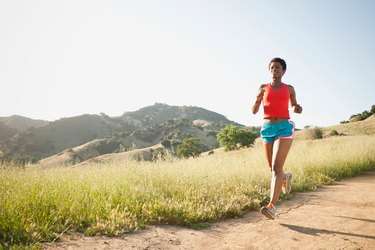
top-left (271, 165), bottom-right (284, 175)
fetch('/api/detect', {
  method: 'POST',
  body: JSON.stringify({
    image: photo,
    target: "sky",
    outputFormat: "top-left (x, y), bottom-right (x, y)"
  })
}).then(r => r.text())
top-left (1, 0), bottom-right (374, 128)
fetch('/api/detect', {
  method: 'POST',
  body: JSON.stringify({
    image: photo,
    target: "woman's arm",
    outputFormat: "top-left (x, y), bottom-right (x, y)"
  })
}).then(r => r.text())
top-left (288, 85), bottom-right (303, 114)
top-left (252, 84), bottom-right (266, 114)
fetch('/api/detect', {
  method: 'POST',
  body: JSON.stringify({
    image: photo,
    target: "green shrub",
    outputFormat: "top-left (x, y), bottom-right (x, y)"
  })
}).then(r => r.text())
top-left (176, 137), bottom-right (204, 158)
top-left (217, 125), bottom-right (257, 151)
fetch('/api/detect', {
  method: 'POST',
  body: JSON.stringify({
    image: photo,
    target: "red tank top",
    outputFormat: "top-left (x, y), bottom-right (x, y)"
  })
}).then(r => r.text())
top-left (263, 83), bottom-right (290, 119)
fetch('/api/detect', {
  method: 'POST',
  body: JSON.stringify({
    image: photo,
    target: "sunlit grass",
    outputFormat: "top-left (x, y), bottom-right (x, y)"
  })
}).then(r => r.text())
top-left (1, 135), bottom-right (375, 247)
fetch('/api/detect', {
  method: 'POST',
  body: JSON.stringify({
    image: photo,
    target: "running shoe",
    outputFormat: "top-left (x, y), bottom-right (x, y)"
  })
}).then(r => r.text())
top-left (282, 172), bottom-right (293, 195)
top-left (260, 203), bottom-right (276, 219)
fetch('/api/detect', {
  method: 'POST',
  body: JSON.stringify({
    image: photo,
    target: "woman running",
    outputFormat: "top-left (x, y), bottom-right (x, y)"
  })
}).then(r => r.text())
top-left (252, 57), bottom-right (303, 219)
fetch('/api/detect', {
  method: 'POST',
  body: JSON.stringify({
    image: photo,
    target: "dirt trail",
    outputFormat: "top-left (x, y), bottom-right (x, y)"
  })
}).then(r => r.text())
top-left (45, 171), bottom-right (375, 249)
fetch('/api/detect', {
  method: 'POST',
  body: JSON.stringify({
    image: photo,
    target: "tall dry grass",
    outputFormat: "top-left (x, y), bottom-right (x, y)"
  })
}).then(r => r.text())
top-left (1, 135), bottom-right (375, 247)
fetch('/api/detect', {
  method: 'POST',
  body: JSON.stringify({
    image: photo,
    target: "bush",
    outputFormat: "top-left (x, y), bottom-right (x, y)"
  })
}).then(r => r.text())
top-left (217, 125), bottom-right (257, 151)
top-left (96, 139), bottom-right (121, 154)
top-left (329, 130), bottom-right (339, 136)
top-left (308, 127), bottom-right (323, 139)
top-left (161, 139), bottom-right (171, 148)
top-left (176, 137), bottom-right (204, 158)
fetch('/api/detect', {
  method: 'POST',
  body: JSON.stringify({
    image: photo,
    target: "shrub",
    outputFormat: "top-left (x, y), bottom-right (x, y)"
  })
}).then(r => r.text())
top-left (308, 127), bottom-right (323, 139)
top-left (176, 137), bottom-right (204, 158)
top-left (217, 125), bottom-right (257, 151)
top-left (329, 130), bottom-right (339, 136)
top-left (97, 139), bottom-right (121, 154)
top-left (161, 139), bottom-right (171, 148)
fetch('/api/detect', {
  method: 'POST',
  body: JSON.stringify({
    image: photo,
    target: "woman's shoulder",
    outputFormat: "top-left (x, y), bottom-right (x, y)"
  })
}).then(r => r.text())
top-left (285, 84), bottom-right (296, 94)
top-left (259, 83), bottom-right (269, 89)
top-left (285, 83), bottom-right (295, 90)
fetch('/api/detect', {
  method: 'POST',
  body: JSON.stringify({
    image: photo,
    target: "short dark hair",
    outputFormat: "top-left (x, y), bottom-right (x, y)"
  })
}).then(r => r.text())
top-left (269, 58), bottom-right (287, 71)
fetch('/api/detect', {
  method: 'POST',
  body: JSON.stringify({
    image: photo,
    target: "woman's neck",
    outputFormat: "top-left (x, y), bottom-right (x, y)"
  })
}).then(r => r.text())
top-left (271, 79), bottom-right (282, 88)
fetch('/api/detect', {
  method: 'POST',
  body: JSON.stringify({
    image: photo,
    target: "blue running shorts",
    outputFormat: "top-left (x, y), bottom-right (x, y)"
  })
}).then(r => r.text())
top-left (260, 120), bottom-right (295, 144)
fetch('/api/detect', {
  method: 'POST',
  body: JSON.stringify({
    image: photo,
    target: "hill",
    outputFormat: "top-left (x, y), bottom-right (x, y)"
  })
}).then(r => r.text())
top-left (1, 104), bottom-right (240, 164)
top-left (327, 114), bottom-right (375, 136)
top-left (121, 103), bottom-right (234, 127)
top-left (0, 115), bottom-right (49, 131)
top-left (294, 114), bottom-right (375, 140)
top-left (43, 110), bottom-right (375, 168)
top-left (39, 117), bottom-right (227, 167)
top-left (0, 121), bottom-right (18, 141)
top-left (0, 114), bottom-right (132, 163)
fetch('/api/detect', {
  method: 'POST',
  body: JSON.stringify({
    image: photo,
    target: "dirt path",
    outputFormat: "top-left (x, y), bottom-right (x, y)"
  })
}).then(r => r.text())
top-left (45, 171), bottom-right (375, 249)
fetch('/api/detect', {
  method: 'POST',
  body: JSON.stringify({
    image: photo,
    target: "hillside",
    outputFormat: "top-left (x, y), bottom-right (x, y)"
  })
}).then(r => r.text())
top-left (0, 114), bottom-right (128, 163)
top-left (10, 103), bottom-right (373, 166)
top-left (0, 121), bottom-right (18, 141)
top-left (0, 115), bottom-right (49, 142)
top-left (327, 114), bottom-right (375, 135)
top-left (43, 112), bottom-right (375, 168)
top-left (0, 115), bottom-right (49, 131)
top-left (39, 117), bottom-right (227, 167)
top-left (294, 114), bottom-right (375, 140)
top-left (121, 103), bottom-right (239, 127)
top-left (1, 104), bottom-right (240, 164)
top-left (39, 142), bottom-right (165, 167)
top-left (39, 139), bottom-right (108, 166)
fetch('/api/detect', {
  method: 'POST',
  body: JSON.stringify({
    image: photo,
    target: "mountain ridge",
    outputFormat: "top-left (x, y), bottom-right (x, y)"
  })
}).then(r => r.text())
top-left (0, 104), bottom-right (244, 164)
top-left (0, 115), bottom-right (49, 131)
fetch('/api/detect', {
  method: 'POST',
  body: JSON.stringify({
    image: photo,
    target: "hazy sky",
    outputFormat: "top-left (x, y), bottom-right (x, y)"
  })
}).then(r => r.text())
top-left (1, 0), bottom-right (374, 127)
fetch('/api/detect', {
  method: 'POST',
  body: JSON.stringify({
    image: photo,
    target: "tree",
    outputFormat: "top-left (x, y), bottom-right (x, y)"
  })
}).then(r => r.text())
top-left (217, 125), bottom-right (257, 151)
top-left (361, 110), bottom-right (371, 120)
top-left (371, 105), bottom-right (375, 115)
top-left (176, 137), bottom-right (204, 158)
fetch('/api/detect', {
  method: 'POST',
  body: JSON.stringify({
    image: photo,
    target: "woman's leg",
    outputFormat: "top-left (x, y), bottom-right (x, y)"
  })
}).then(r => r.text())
top-left (269, 139), bottom-right (293, 206)
top-left (263, 142), bottom-right (273, 170)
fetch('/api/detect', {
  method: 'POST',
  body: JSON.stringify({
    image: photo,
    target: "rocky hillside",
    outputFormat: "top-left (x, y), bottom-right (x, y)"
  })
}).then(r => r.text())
top-left (0, 104), bottom-right (241, 164)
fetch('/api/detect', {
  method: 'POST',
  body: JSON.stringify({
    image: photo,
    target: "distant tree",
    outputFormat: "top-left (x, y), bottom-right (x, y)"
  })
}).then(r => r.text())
top-left (176, 137), bottom-right (204, 158)
top-left (100, 112), bottom-right (111, 120)
top-left (161, 139), bottom-right (171, 148)
top-left (97, 138), bottom-right (121, 154)
top-left (217, 125), bottom-right (257, 151)
top-left (170, 139), bottom-right (182, 154)
top-left (361, 110), bottom-right (371, 120)
top-left (371, 105), bottom-right (375, 115)
top-left (345, 104), bottom-right (375, 123)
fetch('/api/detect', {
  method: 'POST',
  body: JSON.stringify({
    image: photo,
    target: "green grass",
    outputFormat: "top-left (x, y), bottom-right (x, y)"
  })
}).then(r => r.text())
top-left (1, 135), bottom-right (375, 248)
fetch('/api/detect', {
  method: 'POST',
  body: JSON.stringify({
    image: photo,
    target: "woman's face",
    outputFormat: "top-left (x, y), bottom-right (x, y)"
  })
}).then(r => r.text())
top-left (269, 62), bottom-right (285, 79)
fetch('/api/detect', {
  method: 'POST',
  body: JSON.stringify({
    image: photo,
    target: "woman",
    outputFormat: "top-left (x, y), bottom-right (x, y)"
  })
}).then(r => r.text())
top-left (252, 57), bottom-right (303, 219)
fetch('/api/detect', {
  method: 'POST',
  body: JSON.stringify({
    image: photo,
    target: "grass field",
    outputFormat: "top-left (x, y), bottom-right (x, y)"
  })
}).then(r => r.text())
top-left (1, 134), bottom-right (375, 248)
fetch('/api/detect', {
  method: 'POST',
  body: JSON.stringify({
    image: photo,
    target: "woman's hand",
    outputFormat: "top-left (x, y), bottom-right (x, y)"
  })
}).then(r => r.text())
top-left (292, 104), bottom-right (303, 114)
top-left (252, 86), bottom-right (265, 114)
top-left (256, 88), bottom-right (265, 102)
